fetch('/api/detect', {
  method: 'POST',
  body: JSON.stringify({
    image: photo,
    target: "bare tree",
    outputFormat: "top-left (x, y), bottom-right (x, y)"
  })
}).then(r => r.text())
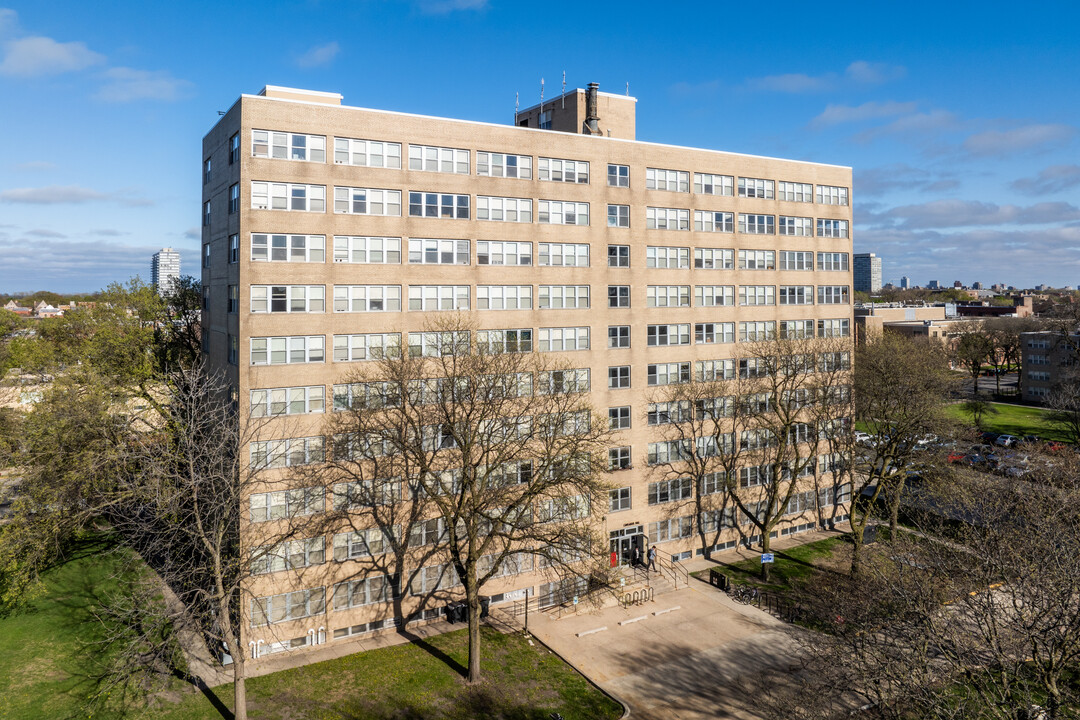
top-left (952, 321), bottom-right (993, 398)
top-left (322, 316), bottom-right (612, 683)
top-left (850, 332), bottom-right (954, 572)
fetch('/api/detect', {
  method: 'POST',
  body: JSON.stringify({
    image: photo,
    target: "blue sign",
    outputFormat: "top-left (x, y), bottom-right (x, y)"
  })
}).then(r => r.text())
top-left (761, 553), bottom-right (775, 564)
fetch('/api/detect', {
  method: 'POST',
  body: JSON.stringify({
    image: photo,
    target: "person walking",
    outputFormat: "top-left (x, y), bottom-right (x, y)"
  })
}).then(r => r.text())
top-left (647, 545), bottom-right (657, 573)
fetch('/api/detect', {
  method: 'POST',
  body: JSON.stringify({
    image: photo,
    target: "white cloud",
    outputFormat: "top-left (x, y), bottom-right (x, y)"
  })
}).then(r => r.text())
top-left (963, 124), bottom-right (1075, 157)
top-left (90, 229), bottom-right (128, 237)
top-left (415, 0), bottom-right (488, 13)
top-left (748, 60), bottom-right (906, 94)
top-left (95, 67), bottom-right (193, 102)
top-left (0, 8), bottom-right (18, 37)
top-left (854, 163), bottom-right (958, 197)
top-left (812, 100), bottom-right (918, 128)
top-left (1011, 165), bottom-right (1080, 196)
top-left (13, 160), bottom-right (56, 171)
top-left (0, 34), bottom-right (104, 76)
top-left (844, 61), bottom-right (906, 85)
top-left (0, 238), bottom-right (170, 293)
top-left (297, 41), bottom-right (339, 69)
top-left (183, 227), bottom-right (200, 240)
top-left (27, 228), bottom-right (66, 238)
top-left (865, 199), bottom-right (1080, 230)
top-left (0, 184), bottom-right (151, 206)
top-left (750, 72), bottom-right (831, 94)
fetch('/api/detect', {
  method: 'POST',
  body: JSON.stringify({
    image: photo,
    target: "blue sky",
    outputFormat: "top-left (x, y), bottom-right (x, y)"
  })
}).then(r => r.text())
top-left (1, 0), bottom-right (1078, 293)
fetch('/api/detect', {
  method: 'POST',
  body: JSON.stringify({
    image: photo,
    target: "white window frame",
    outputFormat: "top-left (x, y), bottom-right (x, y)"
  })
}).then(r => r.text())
top-left (250, 234), bottom-right (327, 263)
top-left (646, 285), bottom-right (691, 308)
top-left (333, 236), bottom-right (401, 264)
top-left (477, 240), bottom-right (532, 265)
top-left (646, 207), bottom-right (690, 230)
top-left (694, 210), bottom-right (734, 233)
top-left (249, 386), bottom-right (326, 417)
top-left (250, 336), bottom-right (325, 365)
top-left (250, 285), bottom-right (326, 313)
top-left (739, 285), bottom-right (775, 306)
top-left (777, 181), bottom-right (813, 202)
top-left (408, 238), bottom-right (470, 265)
top-left (694, 248), bottom-right (734, 270)
top-left (333, 137), bottom-right (401, 168)
top-left (408, 144), bottom-right (470, 174)
top-left (333, 333), bottom-right (402, 362)
top-left (476, 196), bottom-right (532, 222)
top-left (539, 327), bottom-right (591, 352)
top-left (647, 324), bottom-right (691, 347)
top-left (646, 167), bottom-right (689, 192)
top-left (646, 246), bottom-right (690, 269)
top-left (539, 243), bottom-right (590, 267)
top-left (476, 285), bottom-right (533, 310)
top-left (408, 286), bottom-right (471, 311)
top-left (693, 172), bottom-right (734, 196)
top-left (250, 182), bottom-right (326, 212)
top-left (538, 200), bottom-right (590, 226)
top-left (476, 151), bottom-right (532, 179)
top-left (251, 130), bottom-right (326, 162)
top-left (408, 191), bottom-right (470, 219)
top-left (778, 216), bottom-right (813, 237)
top-left (738, 177), bottom-right (775, 199)
top-left (538, 285), bottom-right (590, 309)
top-left (695, 286), bottom-right (735, 307)
top-left (333, 187), bottom-right (402, 216)
top-left (332, 285), bottom-right (402, 313)
top-left (538, 157), bottom-right (590, 183)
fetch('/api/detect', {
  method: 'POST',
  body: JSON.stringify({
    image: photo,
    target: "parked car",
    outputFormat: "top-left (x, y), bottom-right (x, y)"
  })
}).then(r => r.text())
top-left (980, 432), bottom-right (1001, 445)
top-left (995, 435), bottom-right (1018, 447)
top-left (854, 431), bottom-right (873, 446)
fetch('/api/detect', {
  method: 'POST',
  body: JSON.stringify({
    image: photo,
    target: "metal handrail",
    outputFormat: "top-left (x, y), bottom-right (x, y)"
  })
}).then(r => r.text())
top-left (656, 553), bottom-right (689, 589)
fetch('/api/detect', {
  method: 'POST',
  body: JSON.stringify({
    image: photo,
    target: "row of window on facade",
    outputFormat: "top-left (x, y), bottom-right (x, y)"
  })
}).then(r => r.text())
top-left (228, 283), bottom-right (851, 315)
top-left (244, 320), bottom-right (852, 366)
top-left (209, 234), bottom-right (853, 269)
top-left (212, 184), bottom-right (849, 236)
top-left (210, 130), bottom-right (848, 205)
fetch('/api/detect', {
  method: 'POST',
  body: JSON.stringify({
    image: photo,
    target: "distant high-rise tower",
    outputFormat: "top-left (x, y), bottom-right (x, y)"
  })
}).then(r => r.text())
top-left (152, 247), bottom-right (181, 295)
top-left (900, 276), bottom-right (911, 290)
top-left (853, 253), bottom-right (882, 293)
top-left (927, 280), bottom-right (941, 290)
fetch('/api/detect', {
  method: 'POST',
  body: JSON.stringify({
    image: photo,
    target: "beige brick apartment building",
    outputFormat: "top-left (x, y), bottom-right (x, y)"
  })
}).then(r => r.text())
top-left (201, 84), bottom-right (854, 661)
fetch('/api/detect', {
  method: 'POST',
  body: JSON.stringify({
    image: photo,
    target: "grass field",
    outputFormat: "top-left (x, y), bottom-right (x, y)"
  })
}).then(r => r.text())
top-left (0, 536), bottom-right (622, 720)
top-left (944, 401), bottom-right (1068, 442)
top-left (691, 535), bottom-right (849, 597)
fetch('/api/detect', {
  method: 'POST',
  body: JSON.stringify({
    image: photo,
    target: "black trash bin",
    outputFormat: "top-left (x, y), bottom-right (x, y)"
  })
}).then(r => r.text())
top-left (446, 601), bottom-right (466, 623)
top-left (479, 596), bottom-right (491, 619)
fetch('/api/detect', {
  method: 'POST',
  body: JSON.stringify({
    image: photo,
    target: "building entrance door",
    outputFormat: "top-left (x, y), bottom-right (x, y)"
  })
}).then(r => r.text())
top-left (609, 525), bottom-right (645, 566)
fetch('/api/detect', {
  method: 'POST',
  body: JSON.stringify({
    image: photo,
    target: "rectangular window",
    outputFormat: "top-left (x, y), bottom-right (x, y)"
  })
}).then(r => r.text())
top-left (539, 157), bottom-right (590, 183)
top-left (739, 321), bottom-right (776, 342)
top-left (817, 219), bottom-right (849, 238)
top-left (249, 386), bottom-right (326, 417)
top-left (646, 246), bottom-right (690, 268)
top-left (780, 320), bottom-right (814, 340)
top-left (538, 285), bottom-right (589, 309)
top-left (332, 187), bottom-right (401, 216)
top-left (250, 336), bottom-right (326, 365)
top-left (694, 211), bottom-right (734, 233)
top-left (695, 322), bottom-right (735, 344)
top-left (477, 151), bottom-right (531, 178)
top-left (248, 487), bottom-right (323, 523)
top-left (408, 144), bottom-right (469, 174)
top-left (696, 358), bottom-right (735, 381)
top-left (250, 587), bottom-right (326, 627)
top-left (477, 329), bottom-right (533, 353)
top-left (648, 362), bottom-right (691, 386)
top-left (228, 334), bottom-right (238, 365)
top-left (407, 331), bottom-right (470, 358)
top-left (818, 286), bottom-right (850, 304)
top-left (817, 252), bottom-right (849, 271)
top-left (408, 238), bottom-right (470, 265)
top-left (203, 157), bottom-right (211, 184)
top-left (250, 182), bottom-right (326, 212)
top-left (695, 285), bottom-right (735, 307)
top-left (202, 243), bottom-right (211, 268)
top-left (476, 285), bottom-right (533, 310)
top-left (779, 251), bottom-right (813, 270)
top-left (608, 406), bottom-right (631, 430)
top-left (476, 196), bottom-right (532, 222)
top-left (228, 285), bottom-right (238, 313)
top-left (738, 177), bottom-right (774, 199)
top-left (649, 517), bottom-right (694, 544)
top-left (646, 168), bottom-right (689, 192)
top-left (777, 181), bottom-right (813, 202)
top-left (820, 352), bottom-right (852, 372)
top-left (646, 285), bottom-right (691, 308)
top-left (647, 401), bottom-right (692, 426)
top-left (646, 207), bottom-right (690, 230)
top-left (608, 244), bottom-right (629, 267)
top-left (779, 286), bottom-right (814, 305)
top-left (816, 185), bottom-right (849, 205)
top-left (333, 333), bottom-right (402, 362)
top-left (539, 243), bottom-right (589, 267)
top-left (333, 137), bottom-right (402, 168)
top-left (608, 366), bottom-right (631, 389)
top-left (818, 319), bottom-right (851, 338)
top-left (332, 574), bottom-right (398, 610)
top-left (228, 183), bottom-right (239, 213)
top-left (538, 200), bottom-right (589, 226)
top-left (694, 248), bottom-right (734, 270)
top-left (408, 286), bottom-right (470, 311)
top-left (647, 441), bottom-right (690, 466)
top-left (778, 216), bottom-right (813, 237)
top-left (203, 201), bottom-right (211, 227)
top-left (739, 249), bottom-right (776, 270)
top-left (609, 485), bottom-right (632, 509)
top-left (477, 240), bottom-right (532, 265)
top-left (738, 213), bottom-right (775, 234)
top-left (252, 130), bottom-right (326, 162)
top-left (250, 285), bottom-right (326, 313)
top-left (607, 164), bottom-right (629, 187)
top-left (608, 285), bottom-right (630, 308)
top-left (332, 236), bottom-right (400, 264)
top-left (649, 477), bottom-right (692, 505)
top-left (332, 285), bottom-right (402, 312)
top-left (647, 324), bottom-right (691, 347)
top-left (608, 325), bottom-right (630, 348)
top-left (250, 437), bottom-right (325, 470)
top-left (229, 234), bottom-right (239, 263)
top-left (693, 172), bottom-right (734, 196)
top-left (539, 327), bottom-right (590, 352)
top-left (539, 369), bottom-right (591, 394)
top-left (252, 234), bottom-right (327, 262)
top-left (408, 191), bottom-right (470, 219)
top-left (607, 204), bottom-right (630, 228)
top-left (229, 133), bottom-right (239, 164)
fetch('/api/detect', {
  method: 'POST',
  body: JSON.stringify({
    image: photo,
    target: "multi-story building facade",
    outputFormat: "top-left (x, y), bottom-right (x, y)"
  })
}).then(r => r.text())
top-left (1020, 331), bottom-right (1078, 404)
top-left (853, 252), bottom-right (881, 293)
top-left (152, 247), bottom-right (181, 295)
top-left (201, 84), bottom-right (853, 663)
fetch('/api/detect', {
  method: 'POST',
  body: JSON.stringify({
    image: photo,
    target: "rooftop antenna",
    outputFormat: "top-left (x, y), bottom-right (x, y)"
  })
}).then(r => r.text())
top-left (626, 82), bottom-right (629, 96)
top-left (540, 77), bottom-right (544, 116)
top-left (514, 92), bottom-right (519, 124)
top-left (562, 71), bottom-right (566, 109)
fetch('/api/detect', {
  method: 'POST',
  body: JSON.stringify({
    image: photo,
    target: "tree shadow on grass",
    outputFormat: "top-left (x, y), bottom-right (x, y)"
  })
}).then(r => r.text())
top-left (294, 682), bottom-right (574, 720)
top-left (394, 627), bottom-right (468, 679)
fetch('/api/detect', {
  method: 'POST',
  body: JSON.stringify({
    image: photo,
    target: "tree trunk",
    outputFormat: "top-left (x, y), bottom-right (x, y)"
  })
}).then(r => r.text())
top-left (760, 532), bottom-right (771, 582)
top-left (850, 529), bottom-right (864, 577)
top-left (467, 585), bottom-right (481, 684)
top-left (233, 657), bottom-right (247, 720)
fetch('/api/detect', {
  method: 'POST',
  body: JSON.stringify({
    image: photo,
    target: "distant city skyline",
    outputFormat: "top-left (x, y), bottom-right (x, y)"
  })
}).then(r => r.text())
top-left (0, 1), bottom-right (1078, 292)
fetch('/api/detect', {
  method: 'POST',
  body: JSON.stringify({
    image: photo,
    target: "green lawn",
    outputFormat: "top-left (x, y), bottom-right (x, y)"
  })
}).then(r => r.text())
top-left (944, 401), bottom-right (1069, 442)
top-left (0, 537), bottom-right (622, 720)
top-left (691, 535), bottom-right (849, 597)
